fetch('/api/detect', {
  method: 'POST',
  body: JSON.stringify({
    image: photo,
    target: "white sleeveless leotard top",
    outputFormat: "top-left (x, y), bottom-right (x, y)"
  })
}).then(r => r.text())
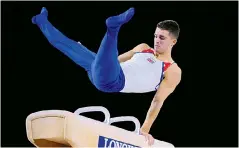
top-left (120, 49), bottom-right (174, 93)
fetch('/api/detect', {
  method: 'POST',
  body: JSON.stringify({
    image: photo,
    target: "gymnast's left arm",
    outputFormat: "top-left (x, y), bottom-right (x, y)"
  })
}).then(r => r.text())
top-left (140, 65), bottom-right (182, 133)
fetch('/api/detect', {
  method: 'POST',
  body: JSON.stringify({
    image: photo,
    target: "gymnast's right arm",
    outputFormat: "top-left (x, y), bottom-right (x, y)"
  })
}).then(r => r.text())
top-left (118, 43), bottom-right (150, 63)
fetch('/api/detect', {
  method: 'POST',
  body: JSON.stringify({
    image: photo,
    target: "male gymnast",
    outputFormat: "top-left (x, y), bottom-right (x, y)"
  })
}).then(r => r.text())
top-left (32, 7), bottom-right (182, 145)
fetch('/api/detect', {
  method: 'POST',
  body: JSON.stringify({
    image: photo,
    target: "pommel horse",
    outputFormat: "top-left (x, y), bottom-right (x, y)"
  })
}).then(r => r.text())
top-left (26, 106), bottom-right (174, 148)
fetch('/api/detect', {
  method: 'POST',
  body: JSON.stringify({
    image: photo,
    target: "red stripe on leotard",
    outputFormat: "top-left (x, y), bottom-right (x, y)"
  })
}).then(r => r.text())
top-left (141, 49), bottom-right (155, 54)
top-left (163, 62), bottom-right (172, 72)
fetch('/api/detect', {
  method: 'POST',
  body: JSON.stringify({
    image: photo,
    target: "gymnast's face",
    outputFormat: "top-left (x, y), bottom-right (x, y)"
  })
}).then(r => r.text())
top-left (154, 28), bottom-right (177, 54)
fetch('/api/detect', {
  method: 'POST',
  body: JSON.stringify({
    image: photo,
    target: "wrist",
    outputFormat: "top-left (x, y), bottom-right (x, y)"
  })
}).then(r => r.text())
top-left (140, 127), bottom-right (149, 134)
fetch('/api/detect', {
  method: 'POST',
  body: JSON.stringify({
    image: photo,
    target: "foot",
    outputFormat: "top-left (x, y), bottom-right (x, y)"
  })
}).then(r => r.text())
top-left (32, 7), bottom-right (48, 24)
top-left (106, 7), bottom-right (135, 29)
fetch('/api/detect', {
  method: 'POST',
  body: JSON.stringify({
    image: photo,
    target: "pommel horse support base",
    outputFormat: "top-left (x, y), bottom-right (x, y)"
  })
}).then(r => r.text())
top-left (26, 106), bottom-right (174, 148)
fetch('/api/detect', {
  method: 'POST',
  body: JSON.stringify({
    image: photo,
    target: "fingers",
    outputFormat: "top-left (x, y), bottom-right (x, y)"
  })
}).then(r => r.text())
top-left (146, 134), bottom-right (154, 146)
top-left (149, 135), bottom-right (155, 146)
top-left (141, 132), bottom-right (155, 146)
top-left (144, 135), bottom-right (148, 143)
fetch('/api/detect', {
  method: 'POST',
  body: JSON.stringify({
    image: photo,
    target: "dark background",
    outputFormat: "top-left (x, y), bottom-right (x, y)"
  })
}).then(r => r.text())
top-left (2, 1), bottom-right (238, 147)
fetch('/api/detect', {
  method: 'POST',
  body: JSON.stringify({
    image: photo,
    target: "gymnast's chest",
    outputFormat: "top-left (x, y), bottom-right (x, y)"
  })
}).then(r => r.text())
top-left (131, 53), bottom-right (162, 68)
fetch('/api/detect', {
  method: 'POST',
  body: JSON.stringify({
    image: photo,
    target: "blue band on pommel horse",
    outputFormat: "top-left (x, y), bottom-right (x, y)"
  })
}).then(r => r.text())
top-left (26, 106), bottom-right (174, 148)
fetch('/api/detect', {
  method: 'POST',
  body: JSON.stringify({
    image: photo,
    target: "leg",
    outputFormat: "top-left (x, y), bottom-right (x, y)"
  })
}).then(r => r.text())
top-left (91, 8), bottom-right (135, 92)
top-left (32, 7), bottom-right (95, 72)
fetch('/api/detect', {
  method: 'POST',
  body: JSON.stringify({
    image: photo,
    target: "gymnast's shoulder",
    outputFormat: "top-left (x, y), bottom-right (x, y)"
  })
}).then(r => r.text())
top-left (131, 43), bottom-right (153, 53)
top-left (118, 43), bottom-right (152, 62)
top-left (164, 62), bottom-right (182, 85)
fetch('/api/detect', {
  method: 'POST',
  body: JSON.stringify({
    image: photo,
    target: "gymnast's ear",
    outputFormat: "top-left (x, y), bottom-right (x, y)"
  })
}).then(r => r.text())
top-left (172, 39), bottom-right (177, 46)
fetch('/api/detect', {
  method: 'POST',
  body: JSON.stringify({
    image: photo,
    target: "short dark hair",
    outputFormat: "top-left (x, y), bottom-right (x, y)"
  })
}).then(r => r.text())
top-left (157, 20), bottom-right (180, 39)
